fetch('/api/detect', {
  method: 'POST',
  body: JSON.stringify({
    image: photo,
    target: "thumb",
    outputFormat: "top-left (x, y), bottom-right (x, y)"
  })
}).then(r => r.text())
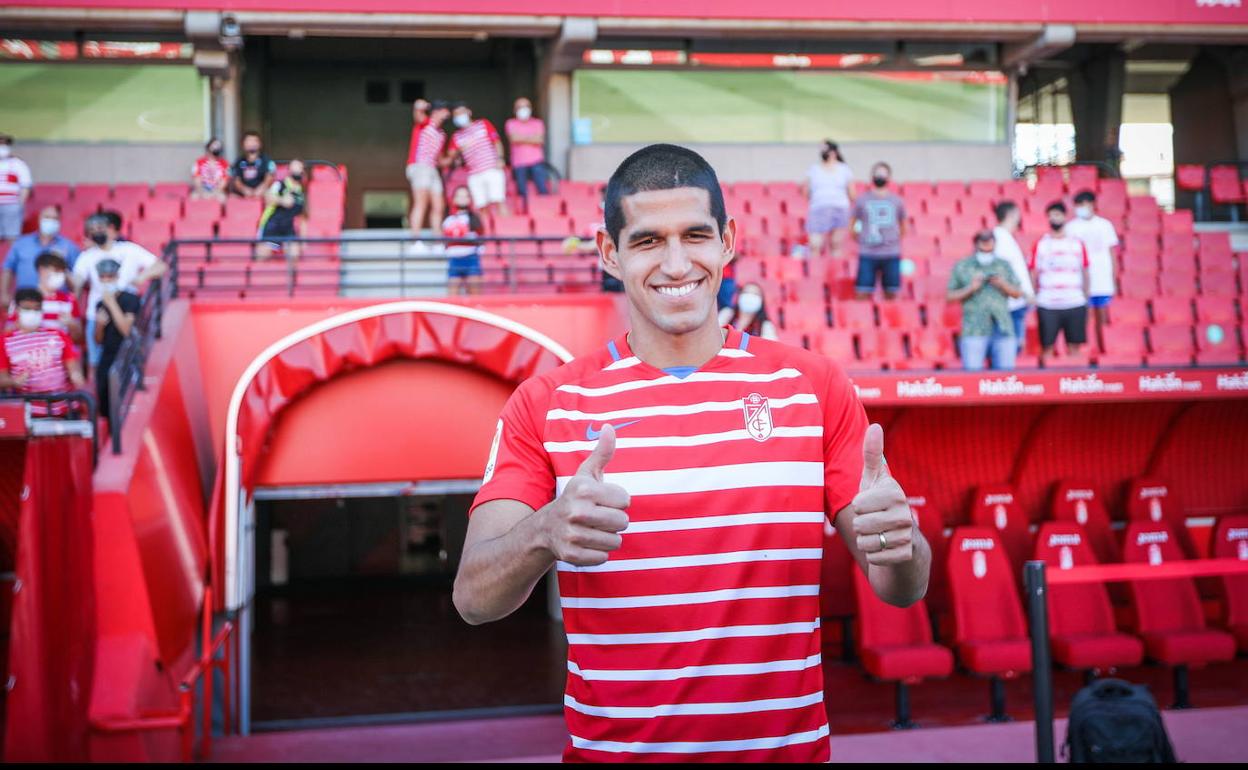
top-left (576, 422), bottom-right (616, 481)
top-left (860, 423), bottom-right (888, 491)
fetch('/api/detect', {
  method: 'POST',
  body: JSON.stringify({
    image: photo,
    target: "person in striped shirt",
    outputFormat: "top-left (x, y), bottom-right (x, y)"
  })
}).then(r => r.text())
top-left (2, 252), bottom-right (83, 342)
top-left (406, 99), bottom-right (450, 234)
top-left (455, 144), bottom-right (931, 763)
top-left (447, 103), bottom-right (509, 218)
top-left (2, 288), bottom-right (85, 416)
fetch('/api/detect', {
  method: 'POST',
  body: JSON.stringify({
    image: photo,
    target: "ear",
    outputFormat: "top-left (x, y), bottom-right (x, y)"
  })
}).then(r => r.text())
top-left (720, 216), bottom-right (738, 268)
top-left (596, 227), bottom-right (622, 280)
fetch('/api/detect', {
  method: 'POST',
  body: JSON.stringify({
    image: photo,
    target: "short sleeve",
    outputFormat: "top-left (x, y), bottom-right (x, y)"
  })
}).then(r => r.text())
top-left (821, 361), bottom-right (868, 519)
top-left (17, 161), bottom-right (32, 188)
top-left (1081, 243), bottom-right (1089, 267)
top-left (947, 263), bottom-right (966, 292)
top-left (484, 120), bottom-right (500, 143)
top-left (895, 197), bottom-right (907, 222)
top-left (2, 243), bottom-right (16, 271)
top-left (59, 331), bottom-right (80, 362)
top-left (1106, 222), bottom-right (1120, 247)
top-left (470, 378), bottom-right (556, 515)
top-left (73, 253), bottom-right (92, 283)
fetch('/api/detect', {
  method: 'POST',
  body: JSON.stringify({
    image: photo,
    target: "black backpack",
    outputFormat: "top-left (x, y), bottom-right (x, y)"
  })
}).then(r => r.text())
top-left (1064, 678), bottom-right (1177, 763)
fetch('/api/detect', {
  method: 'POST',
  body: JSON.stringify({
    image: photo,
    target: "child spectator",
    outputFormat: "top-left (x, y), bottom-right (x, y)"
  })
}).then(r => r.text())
top-left (717, 282), bottom-right (779, 340)
top-left (256, 159), bottom-right (307, 260)
top-left (1, 288), bottom-right (85, 415)
top-left (4, 252), bottom-right (83, 342)
top-left (192, 138), bottom-right (230, 202)
top-left (92, 258), bottom-right (140, 422)
top-left (443, 185), bottom-right (484, 295)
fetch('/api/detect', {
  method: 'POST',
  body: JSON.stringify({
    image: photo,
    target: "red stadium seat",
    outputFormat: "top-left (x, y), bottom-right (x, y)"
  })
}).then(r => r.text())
top-left (782, 302), bottom-right (829, 335)
top-left (1210, 515), bottom-right (1248, 652)
top-left (1175, 164), bottom-right (1206, 192)
top-left (142, 197), bottom-right (182, 224)
top-left (947, 527), bottom-right (1033, 721)
top-left (835, 301), bottom-right (876, 331)
top-left (1209, 165), bottom-right (1245, 205)
top-left (1199, 266), bottom-right (1239, 297)
top-left (73, 183), bottom-right (111, 211)
top-left (970, 485), bottom-right (1031, 571)
top-left (489, 215), bottom-right (533, 237)
top-left (129, 220), bottom-right (172, 256)
top-left (1147, 324), bottom-right (1194, 366)
top-left (1119, 273), bottom-right (1158, 301)
top-left (1194, 322), bottom-right (1244, 364)
top-left (184, 197), bottom-right (222, 223)
top-left (1050, 480), bottom-right (1119, 564)
top-left (901, 234), bottom-right (938, 260)
top-left (524, 195), bottom-right (564, 219)
top-left (925, 195), bottom-right (959, 218)
top-left (877, 301), bottom-right (922, 330)
top-left (999, 179), bottom-right (1028, 203)
top-left (1198, 232), bottom-right (1234, 263)
top-left (1122, 521), bottom-right (1236, 707)
top-left (909, 328), bottom-right (959, 369)
top-left (813, 329), bottom-right (856, 362)
top-left (1150, 297), bottom-right (1194, 325)
top-left (1108, 298), bottom-right (1150, 327)
top-left (1032, 522), bottom-right (1144, 672)
top-left (151, 182), bottom-right (188, 201)
top-left (1162, 210), bottom-right (1194, 234)
top-left (224, 196), bottom-right (264, 224)
top-left (1068, 166), bottom-right (1099, 194)
top-left (31, 182), bottom-right (72, 207)
top-left (820, 525), bottom-right (856, 625)
top-left (786, 279), bottom-right (826, 306)
top-left (968, 180), bottom-right (1001, 200)
top-left (1194, 296), bottom-right (1239, 326)
top-left (858, 329), bottom-right (908, 369)
top-left (913, 275), bottom-right (951, 303)
top-left (1124, 478), bottom-right (1195, 557)
top-left (909, 493), bottom-right (951, 619)
top-left (852, 567), bottom-right (954, 728)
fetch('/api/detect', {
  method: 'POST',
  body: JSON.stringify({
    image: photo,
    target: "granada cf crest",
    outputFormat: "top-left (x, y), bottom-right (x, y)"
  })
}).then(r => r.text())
top-left (742, 392), bottom-right (773, 441)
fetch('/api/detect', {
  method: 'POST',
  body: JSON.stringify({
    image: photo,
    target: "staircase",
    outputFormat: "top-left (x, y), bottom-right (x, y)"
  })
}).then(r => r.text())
top-left (338, 228), bottom-right (449, 298)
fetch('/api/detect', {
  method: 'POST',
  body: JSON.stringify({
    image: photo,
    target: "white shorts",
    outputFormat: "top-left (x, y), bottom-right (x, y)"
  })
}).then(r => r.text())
top-left (406, 164), bottom-right (443, 194)
top-left (467, 168), bottom-right (506, 208)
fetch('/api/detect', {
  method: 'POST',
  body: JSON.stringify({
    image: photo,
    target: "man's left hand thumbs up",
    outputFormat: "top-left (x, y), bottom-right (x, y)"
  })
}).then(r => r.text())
top-left (850, 423), bottom-right (916, 566)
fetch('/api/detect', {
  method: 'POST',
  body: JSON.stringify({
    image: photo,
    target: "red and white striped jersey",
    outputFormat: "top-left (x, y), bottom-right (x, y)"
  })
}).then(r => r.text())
top-left (0, 157), bottom-right (33, 206)
top-left (449, 119), bottom-right (502, 175)
top-left (1, 328), bottom-right (79, 415)
top-left (407, 119), bottom-right (447, 168)
top-left (1029, 234), bottom-right (1089, 310)
top-left (473, 327), bottom-right (868, 763)
top-left (5, 290), bottom-right (82, 334)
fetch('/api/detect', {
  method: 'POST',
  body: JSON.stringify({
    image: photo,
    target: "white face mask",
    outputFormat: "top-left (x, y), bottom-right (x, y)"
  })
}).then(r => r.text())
top-left (516, 107), bottom-right (532, 120)
top-left (39, 217), bottom-right (60, 237)
top-left (44, 271), bottom-right (66, 291)
top-left (100, 281), bottom-right (118, 296)
top-left (976, 250), bottom-right (995, 266)
top-left (18, 309), bottom-right (42, 330)
top-left (453, 114), bottom-right (470, 128)
top-left (737, 292), bottom-right (764, 315)
top-left (1075, 205), bottom-right (1094, 220)
top-left (0, 145), bottom-right (11, 159)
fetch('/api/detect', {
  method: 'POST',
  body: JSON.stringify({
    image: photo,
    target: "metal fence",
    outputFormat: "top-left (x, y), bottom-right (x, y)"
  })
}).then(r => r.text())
top-left (107, 275), bottom-right (169, 454)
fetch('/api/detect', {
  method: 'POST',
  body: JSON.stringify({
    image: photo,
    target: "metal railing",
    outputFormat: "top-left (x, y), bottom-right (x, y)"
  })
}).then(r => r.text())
top-left (164, 233), bottom-right (605, 298)
top-left (107, 275), bottom-right (170, 454)
top-left (0, 391), bottom-right (98, 465)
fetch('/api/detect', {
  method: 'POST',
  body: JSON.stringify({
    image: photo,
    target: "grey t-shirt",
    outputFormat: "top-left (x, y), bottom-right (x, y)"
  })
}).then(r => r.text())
top-left (852, 193), bottom-right (906, 257)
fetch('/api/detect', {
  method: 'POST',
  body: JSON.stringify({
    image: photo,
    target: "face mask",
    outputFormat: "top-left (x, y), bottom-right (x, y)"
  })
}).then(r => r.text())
top-left (1049, 220), bottom-right (1064, 233)
top-left (39, 217), bottom-right (60, 237)
top-left (1075, 205), bottom-right (1093, 220)
top-left (0, 145), bottom-right (11, 159)
top-left (516, 107), bottom-right (532, 120)
top-left (976, 250), bottom-right (995, 266)
top-left (44, 272), bottom-right (66, 291)
top-left (245, 147), bottom-right (260, 156)
top-left (90, 232), bottom-right (109, 246)
top-left (210, 145), bottom-right (223, 157)
top-left (289, 173), bottom-right (303, 182)
top-left (453, 114), bottom-right (470, 128)
top-left (100, 282), bottom-right (118, 296)
top-left (18, 309), bottom-right (42, 330)
top-left (737, 293), bottom-right (764, 315)
top-left (872, 176), bottom-right (888, 188)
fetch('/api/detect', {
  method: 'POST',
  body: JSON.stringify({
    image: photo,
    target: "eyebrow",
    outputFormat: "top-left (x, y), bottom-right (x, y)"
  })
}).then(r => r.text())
top-left (626, 223), bottom-right (716, 245)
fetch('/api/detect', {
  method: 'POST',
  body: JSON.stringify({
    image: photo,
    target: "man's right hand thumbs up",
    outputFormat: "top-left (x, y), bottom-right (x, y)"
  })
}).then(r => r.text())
top-left (542, 423), bottom-right (631, 567)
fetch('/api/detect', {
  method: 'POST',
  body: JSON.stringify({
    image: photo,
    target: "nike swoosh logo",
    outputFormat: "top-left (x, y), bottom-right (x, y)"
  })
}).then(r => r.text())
top-left (586, 419), bottom-right (641, 441)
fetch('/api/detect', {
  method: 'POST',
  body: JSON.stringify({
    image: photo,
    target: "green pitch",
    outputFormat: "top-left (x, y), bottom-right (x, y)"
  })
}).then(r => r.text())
top-left (574, 69), bottom-right (1005, 144)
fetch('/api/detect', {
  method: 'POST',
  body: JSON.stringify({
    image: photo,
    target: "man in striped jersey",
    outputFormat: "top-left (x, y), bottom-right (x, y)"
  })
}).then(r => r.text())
top-left (406, 99), bottom-right (450, 233)
top-left (2, 288), bottom-right (85, 416)
top-left (454, 144), bottom-right (931, 762)
top-left (447, 103), bottom-right (509, 218)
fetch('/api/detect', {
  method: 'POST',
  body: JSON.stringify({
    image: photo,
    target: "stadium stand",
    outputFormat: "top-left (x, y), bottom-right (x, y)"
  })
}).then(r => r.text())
top-left (1211, 515), bottom-right (1248, 653)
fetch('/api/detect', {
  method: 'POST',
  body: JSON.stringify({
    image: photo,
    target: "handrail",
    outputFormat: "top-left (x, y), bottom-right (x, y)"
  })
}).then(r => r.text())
top-left (0, 390), bottom-right (98, 465)
top-left (107, 275), bottom-right (171, 454)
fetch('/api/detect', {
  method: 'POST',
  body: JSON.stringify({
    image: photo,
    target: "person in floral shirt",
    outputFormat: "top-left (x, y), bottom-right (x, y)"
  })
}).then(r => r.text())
top-left (946, 230), bottom-right (1022, 371)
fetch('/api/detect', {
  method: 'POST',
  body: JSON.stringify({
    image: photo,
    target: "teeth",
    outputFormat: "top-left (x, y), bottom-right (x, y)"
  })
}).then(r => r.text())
top-left (657, 281), bottom-right (699, 297)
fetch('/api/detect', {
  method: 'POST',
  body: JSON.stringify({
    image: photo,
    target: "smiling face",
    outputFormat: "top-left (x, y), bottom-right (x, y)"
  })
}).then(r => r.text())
top-left (599, 186), bottom-right (736, 338)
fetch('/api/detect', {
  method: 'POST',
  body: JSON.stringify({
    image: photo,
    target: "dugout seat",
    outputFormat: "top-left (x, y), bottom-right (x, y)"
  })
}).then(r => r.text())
top-left (1210, 515), bottom-right (1248, 653)
top-left (948, 527), bottom-right (1033, 721)
top-left (1122, 521), bottom-right (1236, 708)
top-left (821, 522), bottom-right (859, 662)
top-left (909, 493), bottom-right (951, 623)
top-left (1125, 478), bottom-right (1195, 557)
top-left (1050, 480), bottom-right (1118, 564)
top-left (970, 485), bottom-right (1031, 578)
top-left (1032, 522), bottom-right (1144, 673)
top-left (852, 567), bottom-right (954, 728)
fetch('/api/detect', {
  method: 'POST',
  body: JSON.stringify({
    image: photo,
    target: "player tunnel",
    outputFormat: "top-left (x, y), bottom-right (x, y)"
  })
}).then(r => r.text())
top-left (215, 302), bottom-right (573, 731)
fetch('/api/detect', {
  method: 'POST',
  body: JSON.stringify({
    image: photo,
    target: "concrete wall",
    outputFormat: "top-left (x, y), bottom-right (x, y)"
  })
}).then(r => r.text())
top-left (568, 142), bottom-right (1013, 183)
top-left (15, 142), bottom-right (201, 186)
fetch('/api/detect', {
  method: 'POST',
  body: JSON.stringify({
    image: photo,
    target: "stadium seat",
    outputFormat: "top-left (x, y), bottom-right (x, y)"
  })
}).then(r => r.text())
top-left (1108, 298), bottom-right (1149, 327)
top-left (1068, 165), bottom-right (1099, 193)
top-left (909, 328), bottom-right (959, 369)
top-left (142, 197), bottom-right (182, 224)
top-left (968, 180), bottom-right (1001, 200)
top-left (970, 485), bottom-right (1031, 573)
top-left (73, 183), bottom-right (112, 211)
top-left (1122, 521), bottom-right (1237, 707)
top-left (1175, 164), bottom-right (1206, 193)
top-left (151, 182), bottom-right (188, 201)
top-left (1150, 297), bottom-right (1194, 325)
top-left (489, 215), bottom-right (533, 237)
top-left (31, 182), bottom-right (72, 208)
top-left (820, 525), bottom-right (857, 661)
top-left (925, 195), bottom-right (959, 218)
top-left (877, 301), bottom-right (922, 330)
top-left (1199, 268), bottom-right (1239, 298)
top-left (782, 302), bottom-right (830, 336)
top-left (1162, 210), bottom-right (1194, 234)
top-left (1050, 480), bottom-right (1119, 564)
top-left (184, 198), bottom-right (223, 223)
top-left (1119, 273), bottom-right (1158, 301)
top-left (129, 220), bottom-right (172, 256)
top-left (813, 329), bottom-right (856, 362)
top-left (909, 493), bottom-right (951, 620)
top-left (1147, 324), bottom-right (1194, 366)
top-left (786, 279), bottom-right (826, 306)
top-left (835, 301), bottom-right (876, 331)
top-left (1210, 515), bottom-right (1248, 653)
top-left (859, 329), bottom-right (909, 369)
top-left (1124, 478), bottom-right (1195, 557)
top-left (224, 196), bottom-right (264, 223)
top-left (852, 567), bottom-right (954, 728)
top-left (1195, 322), bottom-right (1244, 364)
top-left (1032, 522), bottom-right (1144, 672)
top-left (1194, 296), bottom-right (1239, 326)
top-left (947, 527), bottom-right (1033, 721)
top-left (1209, 165), bottom-right (1245, 207)
top-left (1198, 232), bottom-right (1234, 265)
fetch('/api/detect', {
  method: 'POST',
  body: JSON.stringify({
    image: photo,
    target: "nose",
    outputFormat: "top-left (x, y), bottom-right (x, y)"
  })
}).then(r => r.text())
top-left (657, 236), bottom-right (695, 282)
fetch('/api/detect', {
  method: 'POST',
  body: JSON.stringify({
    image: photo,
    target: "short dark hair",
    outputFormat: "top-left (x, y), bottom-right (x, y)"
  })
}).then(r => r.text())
top-left (101, 209), bottom-right (123, 231)
top-left (1073, 190), bottom-right (1096, 205)
top-left (973, 229), bottom-right (995, 245)
top-left (1045, 200), bottom-right (1067, 215)
top-left (15, 288), bottom-right (42, 305)
top-left (993, 200), bottom-right (1018, 223)
top-left (242, 130), bottom-right (261, 142)
top-left (603, 144), bottom-right (727, 246)
top-left (35, 252), bottom-right (67, 271)
top-left (431, 99), bottom-right (449, 111)
top-left (871, 161), bottom-right (892, 175)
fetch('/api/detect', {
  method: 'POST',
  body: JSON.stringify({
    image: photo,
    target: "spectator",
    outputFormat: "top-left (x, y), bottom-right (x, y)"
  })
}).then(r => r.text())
top-left (1029, 201), bottom-right (1090, 362)
top-left (1064, 189), bottom-right (1119, 351)
top-left (442, 185), bottom-right (484, 295)
top-left (0, 288), bottom-right (85, 416)
top-left (505, 97), bottom-right (549, 198)
top-left (1, 204), bottom-right (80, 306)
top-left (230, 131), bottom-right (276, 199)
top-left (802, 140), bottom-right (854, 258)
top-left (406, 99), bottom-right (451, 233)
top-left (447, 103), bottom-right (509, 217)
top-left (192, 137), bottom-right (230, 202)
top-left (947, 230), bottom-right (1022, 371)
top-left (4, 253), bottom-right (83, 342)
top-left (0, 134), bottom-right (33, 250)
top-left (850, 161), bottom-right (906, 300)
top-left (92, 258), bottom-right (139, 422)
top-left (73, 212), bottom-right (166, 366)
top-left (991, 200), bottom-right (1035, 352)
top-left (717, 282), bottom-right (778, 340)
top-left (256, 159), bottom-right (307, 261)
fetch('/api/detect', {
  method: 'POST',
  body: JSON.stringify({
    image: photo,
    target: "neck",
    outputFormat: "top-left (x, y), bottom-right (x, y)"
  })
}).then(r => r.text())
top-left (39, 233), bottom-right (53, 244)
top-left (626, 312), bottom-right (725, 371)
